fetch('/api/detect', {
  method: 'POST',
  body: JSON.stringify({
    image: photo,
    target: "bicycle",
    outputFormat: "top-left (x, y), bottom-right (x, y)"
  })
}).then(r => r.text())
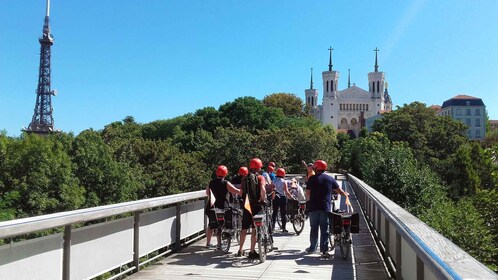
top-left (328, 210), bottom-right (353, 259)
top-left (252, 202), bottom-right (274, 262)
top-left (213, 206), bottom-right (242, 253)
top-left (275, 198), bottom-right (306, 235)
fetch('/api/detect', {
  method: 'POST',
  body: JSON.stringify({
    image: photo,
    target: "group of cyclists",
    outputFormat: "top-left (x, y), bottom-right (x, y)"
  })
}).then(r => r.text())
top-left (204, 157), bottom-right (350, 260)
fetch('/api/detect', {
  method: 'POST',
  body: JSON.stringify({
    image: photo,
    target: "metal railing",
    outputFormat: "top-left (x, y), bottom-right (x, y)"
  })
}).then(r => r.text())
top-left (347, 173), bottom-right (497, 280)
top-left (0, 191), bottom-right (207, 280)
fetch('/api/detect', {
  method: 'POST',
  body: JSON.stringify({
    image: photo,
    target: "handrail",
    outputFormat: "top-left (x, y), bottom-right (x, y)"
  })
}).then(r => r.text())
top-left (347, 174), bottom-right (498, 280)
top-left (0, 190), bottom-right (206, 239)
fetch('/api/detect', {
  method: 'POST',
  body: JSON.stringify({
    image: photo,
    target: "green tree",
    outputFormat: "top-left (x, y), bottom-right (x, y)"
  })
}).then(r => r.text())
top-left (263, 93), bottom-right (304, 117)
top-left (219, 96), bottom-right (285, 131)
top-left (72, 130), bottom-right (141, 207)
top-left (420, 198), bottom-right (497, 267)
top-left (373, 102), bottom-right (468, 162)
top-left (4, 134), bottom-right (84, 217)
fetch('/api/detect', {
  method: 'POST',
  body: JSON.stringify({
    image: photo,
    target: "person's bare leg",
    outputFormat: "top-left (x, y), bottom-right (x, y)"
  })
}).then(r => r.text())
top-left (216, 230), bottom-right (221, 248)
top-left (239, 229), bottom-right (247, 253)
top-left (250, 229), bottom-right (257, 252)
top-left (206, 228), bottom-right (213, 246)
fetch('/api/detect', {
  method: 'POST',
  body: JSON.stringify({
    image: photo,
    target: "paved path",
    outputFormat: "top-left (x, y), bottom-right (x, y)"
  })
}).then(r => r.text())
top-left (126, 174), bottom-right (391, 280)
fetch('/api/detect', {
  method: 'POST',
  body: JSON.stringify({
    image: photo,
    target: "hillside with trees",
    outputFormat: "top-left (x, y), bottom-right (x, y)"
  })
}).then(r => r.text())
top-left (1, 96), bottom-right (497, 270)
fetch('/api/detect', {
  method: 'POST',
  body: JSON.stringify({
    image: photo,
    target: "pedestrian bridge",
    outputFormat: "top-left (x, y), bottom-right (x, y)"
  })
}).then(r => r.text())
top-left (0, 174), bottom-right (496, 280)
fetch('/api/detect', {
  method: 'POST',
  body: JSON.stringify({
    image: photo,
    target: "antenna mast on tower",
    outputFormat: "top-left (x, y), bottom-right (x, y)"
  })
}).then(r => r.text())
top-left (25, 0), bottom-right (58, 134)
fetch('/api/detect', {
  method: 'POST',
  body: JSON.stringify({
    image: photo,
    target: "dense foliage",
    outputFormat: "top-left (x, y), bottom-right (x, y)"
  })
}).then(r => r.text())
top-left (0, 93), bottom-right (338, 221)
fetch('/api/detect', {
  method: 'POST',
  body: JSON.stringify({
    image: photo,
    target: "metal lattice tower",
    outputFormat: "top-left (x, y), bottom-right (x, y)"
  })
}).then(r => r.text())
top-left (25, 0), bottom-right (57, 134)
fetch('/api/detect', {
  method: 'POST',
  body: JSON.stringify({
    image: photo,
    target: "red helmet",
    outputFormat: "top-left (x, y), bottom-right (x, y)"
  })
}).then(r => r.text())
top-left (268, 161), bottom-right (276, 167)
top-left (249, 158), bottom-right (263, 170)
top-left (216, 165), bottom-right (228, 177)
top-left (314, 160), bottom-right (327, 171)
top-left (238, 166), bottom-right (249, 176)
top-left (276, 168), bottom-right (286, 177)
top-left (267, 166), bottom-right (275, 172)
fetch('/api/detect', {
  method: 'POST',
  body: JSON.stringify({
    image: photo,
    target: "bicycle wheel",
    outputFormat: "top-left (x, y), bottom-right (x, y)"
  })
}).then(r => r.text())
top-left (292, 215), bottom-right (305, 235)
top-left (257, 226), bottom-right (267, 263)
top-left (221, 229), bottom-right (231, 253)
top-left (339, 234), bottom-right (350, 259)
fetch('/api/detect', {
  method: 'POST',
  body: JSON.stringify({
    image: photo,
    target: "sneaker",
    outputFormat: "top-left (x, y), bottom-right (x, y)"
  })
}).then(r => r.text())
top-left (321, 251), bottom-right (331, 258)
top-left (216, 245), bottom-right (222, 250)
top-left (236, 250), bottom-right (243, 257)
top-left (305, 247), bottom-right (316, 254)
top-left (248, 251), bottom-right (260, 259)
top-left (205, 244), bottom-right (215, 249)
top-left (282, 229), bottom-right (288, 233)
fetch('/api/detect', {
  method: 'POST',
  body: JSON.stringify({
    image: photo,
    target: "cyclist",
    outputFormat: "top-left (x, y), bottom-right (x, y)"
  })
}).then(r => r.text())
top-left (305, 160), bottom-right (349, 257)
top-left (238, 158), bottom-right (266, 259)
top-left (267, 162), bottom-right (277, 182)
top-left (205, 165), bottom-right (241, 249)
top-left (271, 168), bottom-right (294, 233)
top-left (230, 166), bottom-right (248, 205)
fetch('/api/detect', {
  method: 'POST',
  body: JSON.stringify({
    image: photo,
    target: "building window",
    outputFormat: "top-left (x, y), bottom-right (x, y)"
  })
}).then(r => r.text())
top-left (456, 108), bottom-right (462, 115)
top-left (372, 82), bottom-right (375, 92)
top-left (377, 81), bottom-right (380, 93)
top-left (326, 81), bottom-right (329, 92)
top-left (331, 81), bottom-right (334, 92)
top-left (475, 108), bottom-right (480, 116)
top-left (476, 130), bottom-right (481, 138)
top-left (366, 104), bottom-right (369, 111)
top-left (466, 101), bottom-right (470, 106)
top-left (466, 109), bottom-right (471, 116)
top-left (476, 118), bottom-right (481, 127)
top-left (466, 118), bottom-right (471, 126)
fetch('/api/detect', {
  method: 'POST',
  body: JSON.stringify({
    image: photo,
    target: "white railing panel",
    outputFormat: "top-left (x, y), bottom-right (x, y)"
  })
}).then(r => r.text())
top-left (180, 201), bottom-right (204, 239)
top-left (71, 217), bottom-right (134, 280)
top-left (0, 234), bottom-right (63, 280)
top-left (139, 207), bottom-right (177, 256)
top-left (401, 238), bottom-right (417, 280)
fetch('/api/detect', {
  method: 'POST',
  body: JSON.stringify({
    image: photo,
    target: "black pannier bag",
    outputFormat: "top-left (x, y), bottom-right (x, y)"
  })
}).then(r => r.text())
top-left (350, 212), bottom-right (360, 233)
top-left (289, 199), bottom-right (299, 216)
top-left (330, 212), bottom-right (343, 234)
top-left (224, 208), bottom-right (233, 229)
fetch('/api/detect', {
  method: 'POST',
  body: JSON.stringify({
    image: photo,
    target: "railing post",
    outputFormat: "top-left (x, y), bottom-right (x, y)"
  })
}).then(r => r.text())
top-left (396, 231), bottom-right (402, 279)
top-left (417, 256), bottom-right (424, 280)
top-left (63, 225), bottom-right (72, 280)
top-left (377, 208), bottom-right (381, 234)
top-left (175, 203), bottom-right (181, 250)
top-left (133, 212), bottom-right (140, 272)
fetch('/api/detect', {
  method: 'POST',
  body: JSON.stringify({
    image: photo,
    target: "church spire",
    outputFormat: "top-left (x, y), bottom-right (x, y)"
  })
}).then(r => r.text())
top-left (328, 47), bottom-right (334, 71)
top-left (310, 68), bottom-right (314, 89)
top-left (374, 47), bottom-right (379, 72)
top-left (348, 69), bottom-right (351, 88)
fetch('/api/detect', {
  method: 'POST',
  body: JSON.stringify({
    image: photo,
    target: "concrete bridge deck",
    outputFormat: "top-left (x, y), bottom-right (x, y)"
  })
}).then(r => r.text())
top-left (127, 178), bottom-right (392, 280)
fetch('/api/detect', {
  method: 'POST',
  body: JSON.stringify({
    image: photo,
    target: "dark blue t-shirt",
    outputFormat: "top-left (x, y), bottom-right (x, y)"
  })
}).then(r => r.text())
top-left (306, 172), bottom-right (340, 212)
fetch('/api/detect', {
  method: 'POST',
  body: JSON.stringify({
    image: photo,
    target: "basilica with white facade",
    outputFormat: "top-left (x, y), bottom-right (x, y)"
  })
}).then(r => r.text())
top-left (305, 48), bottom-right (392, 136)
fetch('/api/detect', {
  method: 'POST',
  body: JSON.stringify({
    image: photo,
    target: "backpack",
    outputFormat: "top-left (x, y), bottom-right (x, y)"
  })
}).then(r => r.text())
top-left (243, 173), bottom-right (260, 203)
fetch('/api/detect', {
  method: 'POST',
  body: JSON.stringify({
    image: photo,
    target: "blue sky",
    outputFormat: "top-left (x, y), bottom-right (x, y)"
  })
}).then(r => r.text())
top-left (1, 0), bottom-right (497, 136)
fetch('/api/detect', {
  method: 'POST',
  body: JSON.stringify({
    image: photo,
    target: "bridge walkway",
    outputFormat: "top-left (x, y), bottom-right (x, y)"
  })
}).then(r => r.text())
top-left (127, 175), bottom-right (391, 280)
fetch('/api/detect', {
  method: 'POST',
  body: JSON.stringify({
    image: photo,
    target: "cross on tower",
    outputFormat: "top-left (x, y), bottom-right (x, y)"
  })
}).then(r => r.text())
top-left (374, 47), bottom-right (379, 72)
top-left (328, 47), bottom-right (334, 71)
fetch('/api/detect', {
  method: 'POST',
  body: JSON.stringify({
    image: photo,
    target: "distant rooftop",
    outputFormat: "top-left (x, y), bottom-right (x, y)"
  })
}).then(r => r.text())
top-left (429, 105), bottom-right (442, 111)
top-left (441, 95), bottom-right (484, 108)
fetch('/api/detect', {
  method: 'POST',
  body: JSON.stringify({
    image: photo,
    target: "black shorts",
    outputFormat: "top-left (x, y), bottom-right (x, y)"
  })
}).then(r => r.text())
top-left (204, 204), bottom-right (220, 230)
top-left (241, 204), bottom-right (262, 229)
